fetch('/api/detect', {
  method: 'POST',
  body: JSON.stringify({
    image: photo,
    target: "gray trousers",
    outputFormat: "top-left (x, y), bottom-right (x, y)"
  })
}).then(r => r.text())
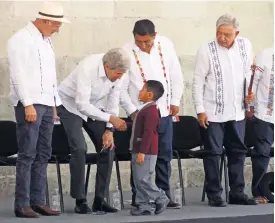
top-left (14, 102), bottom-right (54, 208)
top-left (57, 105), bottom-right (114, 200)
top-left (132, 153), bottom-right (168, 211)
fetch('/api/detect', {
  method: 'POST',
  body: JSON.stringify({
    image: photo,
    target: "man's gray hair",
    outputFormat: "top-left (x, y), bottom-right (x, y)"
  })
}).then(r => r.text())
top-left (216, 14), bottom-right (240, 31)
top-left (103, 48), bottom-right (130, 70)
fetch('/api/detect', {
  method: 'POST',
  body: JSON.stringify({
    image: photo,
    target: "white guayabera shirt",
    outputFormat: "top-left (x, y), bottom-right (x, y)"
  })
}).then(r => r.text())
top-left (58, 54), bottom-right (124, 128)
top-left (192, 36), bottom-right (253, 123)
top-left (120, 35), bottom-right (184, 118)
top-left (8, 22), bottom-right (61, 107)
top-left (252, 47), bottom-right (274, 124)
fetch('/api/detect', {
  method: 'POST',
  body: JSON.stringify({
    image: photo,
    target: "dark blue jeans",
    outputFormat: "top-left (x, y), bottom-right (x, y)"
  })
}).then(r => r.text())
top-left (202, 120), bottom-right (247, 199)
top-left (251, 117), bottom-right (274, 197)
top-left (131, 116), bottom-right (173, 200)
top-left (14, 103), bottom-right (53, 208)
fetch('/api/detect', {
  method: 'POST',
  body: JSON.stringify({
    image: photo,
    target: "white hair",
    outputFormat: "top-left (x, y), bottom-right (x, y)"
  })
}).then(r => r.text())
top-left (216, 14), bottom-right (240, 31)
top-left (103, 48), bottom-right (130, 70)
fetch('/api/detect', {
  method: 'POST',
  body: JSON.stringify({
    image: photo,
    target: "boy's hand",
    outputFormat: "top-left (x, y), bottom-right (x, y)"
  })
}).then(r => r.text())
top-left (136, 153), bottom-right (145, 165)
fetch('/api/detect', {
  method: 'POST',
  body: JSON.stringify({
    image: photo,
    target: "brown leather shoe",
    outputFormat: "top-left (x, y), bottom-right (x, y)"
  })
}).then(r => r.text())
top-left (31, 205), bottom-right (61, 216)
top-left (14, 206), bottom-right (40, 218)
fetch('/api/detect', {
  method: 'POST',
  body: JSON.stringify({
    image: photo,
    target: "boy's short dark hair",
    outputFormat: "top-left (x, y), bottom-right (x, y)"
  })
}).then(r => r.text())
top-left (146, 80), bottom-right (164, 101)
top-left (133, 19), bottom-right (155, 36)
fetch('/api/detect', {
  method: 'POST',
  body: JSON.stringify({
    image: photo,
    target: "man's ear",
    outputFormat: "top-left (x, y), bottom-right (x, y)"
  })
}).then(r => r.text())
top-left (104, 63), bottom-right (109, 69)
top-left (235, 31), bottom-right (240, 37)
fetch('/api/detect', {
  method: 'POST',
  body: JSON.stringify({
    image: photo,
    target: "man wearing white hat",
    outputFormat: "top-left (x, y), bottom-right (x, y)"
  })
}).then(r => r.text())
top-left (7, 1), bottom-right (69, 218)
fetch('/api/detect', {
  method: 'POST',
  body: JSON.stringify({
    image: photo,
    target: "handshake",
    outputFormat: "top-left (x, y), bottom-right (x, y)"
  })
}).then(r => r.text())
top-left (109, 115), bottom-right (128, 131)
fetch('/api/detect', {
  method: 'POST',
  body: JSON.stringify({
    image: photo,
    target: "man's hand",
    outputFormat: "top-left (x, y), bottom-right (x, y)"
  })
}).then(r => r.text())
top-left (170, 105), bottom-right (179, 116)
top-left (198, 112), bottom-right (209, 129)
top-left (109, 115), bottom-right (126, 129)
top-left (24, 105), bottom-right (37, 122)
top-left (117, 122), bottom-right (128, 131)
top-left (136, 153), bottom-right (145, 165)
top-left (102, 130), bottom-right (114, 149)
top-left (130, 110), bottom-right (138, 121)
top-left (245, 92), bottom-right (255, 104)
top-left (53, 107), bottom-right (59, 121)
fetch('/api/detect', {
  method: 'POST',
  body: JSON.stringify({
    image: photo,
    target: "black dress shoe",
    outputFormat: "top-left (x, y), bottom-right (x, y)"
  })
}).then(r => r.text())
top-left (14, 206), bottom-right (40, 218)
top-left (130, 209), bottom-right (151, 216)
top-left (229, 194), bottom-right (258, 205)
top-left (92, 198), bottom-right (118, 213)
top-left (167, 200), bottom-right (181, 209)
top-left (208, 196), bottom-right (227, 207)
top-left (74, 202), bottom-right (92, 214)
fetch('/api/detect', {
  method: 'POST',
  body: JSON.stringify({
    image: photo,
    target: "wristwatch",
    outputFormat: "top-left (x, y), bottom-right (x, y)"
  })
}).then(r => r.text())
top-left (106, 127), bottom-right (115, 132)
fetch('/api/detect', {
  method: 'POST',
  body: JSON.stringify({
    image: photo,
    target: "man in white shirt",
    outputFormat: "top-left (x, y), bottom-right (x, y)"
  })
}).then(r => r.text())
top-left (250, 48), bottom-right (274, 203)
top-left (120, 19), bottom-right (184, 208)
top-left (192, 14), bottom-right (257, 207)
top-left (57, 48), bottom-right (129, 214)
top-left (7, 2), bottom-right (69, 218)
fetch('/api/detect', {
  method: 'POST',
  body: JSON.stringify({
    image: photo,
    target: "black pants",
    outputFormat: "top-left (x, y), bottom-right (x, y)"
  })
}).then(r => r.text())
top-left (251, 117), bottom-right (274, 197)
top-left (57, 105), bottom-right (114, 200)
top-left (14, 102), bottom-right (53, 208)
top-left (203, 120), bottom-right (247, 199)
top-left (131, 116), bottom-right (173, 200)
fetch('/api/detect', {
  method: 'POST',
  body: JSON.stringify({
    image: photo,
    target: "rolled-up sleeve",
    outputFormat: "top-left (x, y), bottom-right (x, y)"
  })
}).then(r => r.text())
top-left (192, 46), bottom-right (210, 114)
top-left (75, 61), bottom-right (111, 122)
top-left (8, 38), bottom-right (33, 107)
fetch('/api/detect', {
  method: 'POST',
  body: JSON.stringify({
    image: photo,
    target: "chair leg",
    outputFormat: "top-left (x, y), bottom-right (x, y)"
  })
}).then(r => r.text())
top-left (46, 180), bottom-right (50, 206)
top-left (85, 164), bottom-right (91, 196)
top-left (223, 155), bottom-right (229, 203)
top-left (201, 178), bottom-right (206, 202)
top-left (56, 160), bottom-right (64, 213)
top-left (115, 157), bottom-right (124, 209)
top-left (176, 154), bottom-right (185, 205)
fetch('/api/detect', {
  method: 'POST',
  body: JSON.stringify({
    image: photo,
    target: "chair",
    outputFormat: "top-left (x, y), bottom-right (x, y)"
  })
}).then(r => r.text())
top-left (113, 118), bottom-right (132, 209)
top-left (172, 116), bottom-right (229, 204)
top-left (0, 121), bottom-right (18, 166)
top-left (50, 123), bottom-right (71, 213)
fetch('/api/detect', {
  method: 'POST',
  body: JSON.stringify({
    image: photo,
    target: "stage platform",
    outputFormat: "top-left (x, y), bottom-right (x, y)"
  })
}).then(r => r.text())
top-left (0, 187), bottom-right (273, 223)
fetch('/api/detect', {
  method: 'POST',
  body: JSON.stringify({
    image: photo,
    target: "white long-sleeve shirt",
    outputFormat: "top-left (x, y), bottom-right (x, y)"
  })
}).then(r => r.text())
top-left (120, 35), bottom-right (184, 117)
top-left (252, 48), bottom-right (274, 124)
top-left (58, 53), bottom-right (124, 127)
top-left (192, 37), bottom-right (253, 122)
top-left (8, 22), bottom-right (61, 107)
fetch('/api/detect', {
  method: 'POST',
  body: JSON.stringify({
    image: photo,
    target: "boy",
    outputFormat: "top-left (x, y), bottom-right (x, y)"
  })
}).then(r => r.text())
top-left (129, 80), bottom-right (169, 216)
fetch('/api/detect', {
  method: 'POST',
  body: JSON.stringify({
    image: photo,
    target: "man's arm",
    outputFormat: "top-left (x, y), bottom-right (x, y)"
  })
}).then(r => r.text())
top-left (119, 74), bottom-right (137, 117)
top-left (105, 79), bottom-right (123, 128)
top-left (252, 51), bottom-right (265, 94)
top-left (8, 38), bottom-right (32, 106)
top-left (139, 109), bottom-right (159, 154)
top-left (167, 40), bottom-right (184, 106)
top-left (192, 46), bottom-right (210, 114)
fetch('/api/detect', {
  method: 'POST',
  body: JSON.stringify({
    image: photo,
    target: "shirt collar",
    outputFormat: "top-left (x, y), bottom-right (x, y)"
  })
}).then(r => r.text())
top-left (132, 35), bottom-right (159, 53)
top-left (140, 101), bottom-right (156, 109)
top-left (215, 37), bottom-right (238, 50)
top-left (26, 22), bottom-right (44, 39)
top-left (98, 59), bottom-right (107, 78)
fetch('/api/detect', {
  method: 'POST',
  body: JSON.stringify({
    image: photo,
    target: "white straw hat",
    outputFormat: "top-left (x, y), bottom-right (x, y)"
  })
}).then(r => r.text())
top-left (36, 1), bottom-right (70, 24)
